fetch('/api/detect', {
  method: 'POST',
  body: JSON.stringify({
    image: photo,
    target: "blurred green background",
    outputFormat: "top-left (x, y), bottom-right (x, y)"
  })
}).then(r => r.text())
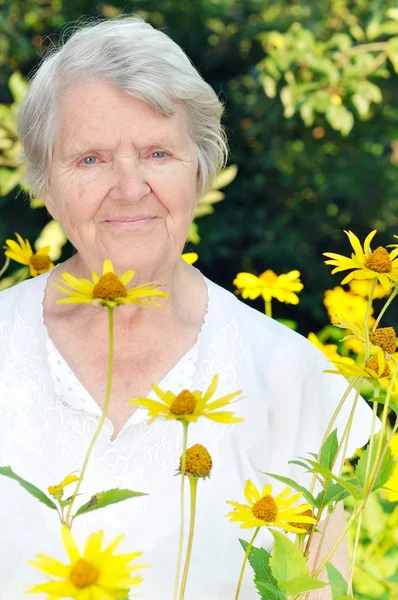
top-left (1, 2), bottom-right (398, 597)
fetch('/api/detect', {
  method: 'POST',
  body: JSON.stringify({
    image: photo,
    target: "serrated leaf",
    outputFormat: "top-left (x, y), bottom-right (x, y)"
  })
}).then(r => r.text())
top-left (212, 164), bottom-right (238, 190)
top-left (239, 540), bottom-right (284, 599)
top-left (355, 436), bottom-right (394, 491)
top-left (326, 563), bottom-right (348, 599)
top-left (0, 466), bottom-right (57, 510)
top-left (264, 473), bottom-right (316, 505)
top-left (305, 460), bottom-right (364, 500)
top-left (279, 575), bottom-right (327, 595)
top-left (74, 488), bottom-right (146, 517)
top-left (255, 580), bottom-right (288, 600)
top-left (269, 530), bottom-right (309, 582)
top-left (315, 482), bottom-right (349, 508)
top-left (319, 429), bottom-right (339, 470)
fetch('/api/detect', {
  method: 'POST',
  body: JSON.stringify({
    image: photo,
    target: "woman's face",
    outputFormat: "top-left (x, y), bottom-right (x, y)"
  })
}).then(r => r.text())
top-left (44, 78), bottom-right (199, 277)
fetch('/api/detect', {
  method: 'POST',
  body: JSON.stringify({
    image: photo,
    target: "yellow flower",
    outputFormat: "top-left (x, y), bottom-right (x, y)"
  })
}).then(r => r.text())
top-left (129, 375), bottom-right (243, 425)
top-left (179, 444), bottom-right (212, 479)
top-left (328, 349), bottom-right (393, 381)
top-left (324, 230), bottom-right (398, 290)
top-left (288, 508), bottom-right (317, 534)
top-left (324, 286), bottom-right (375, 327)
top-left (4, 232), bottom-right (54, 277)
top-left (384, 434), bottom-right (398, 502)
top-left (307, 332), bottom-right (355, 366)
top-left (233, 269), bottom-right (303, 304)
top-left (349, 279), bottom-right (389, 299)
top-left (53, 259), bottom-right (168, 308)
top-left (48, 471), bottom-right (79, 498)
top-left (226, 480), bottom-right (315, 534)
top-left (181, 252), bottom-right (199, 265)
top-left (28, 526), bottom-right (147, 599)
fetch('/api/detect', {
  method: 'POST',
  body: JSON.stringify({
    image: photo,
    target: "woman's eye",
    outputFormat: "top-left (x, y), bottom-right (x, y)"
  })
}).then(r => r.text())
top-left (151, 151), bottom-right (166, 159)
top-left (81, 156), bottom-right (98, 165)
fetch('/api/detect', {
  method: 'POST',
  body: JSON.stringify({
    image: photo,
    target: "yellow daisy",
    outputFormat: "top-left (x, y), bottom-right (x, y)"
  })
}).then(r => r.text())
top-left (226, 480), bottom-right (315, 534)
top-left (4, 232), bottom-right (54, 277)
top-left (48, 471), bottom-right (79, 498)
top-left (307, 332), bottom-right (355, 366)
top-left (129, 375), bottom-right (244, 425)
top-left (233, 269), bottom-right (303, 304)
top-left (28, 526), bottom-right (147, 599)
top-left (323, 230), bottom-right (398, 290)
top-left (349, 279), bottom-right (389, 299)
top-left (328, 349), bottom-right (393, 381)
top-left (323, 286), bottom-right (375, 327)
top-left (54, 259), bottom-right (168, 308)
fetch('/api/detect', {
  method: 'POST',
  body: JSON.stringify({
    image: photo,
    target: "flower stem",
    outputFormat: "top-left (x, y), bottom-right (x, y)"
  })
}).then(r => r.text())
top-left (178, 477), bottom-right (198, 600)
top-left (372, 284), bottom-right (398, 332)
top-left (173, 421), bottom-right (189, 600)
top-left (364, 279), bottom-right (376, 360)
top-left (66, 306), bottom-right (114, 527)
top-left (234, 527), bottom-right (260, 600)
top-left (0, 256), bottom-right (10, 279)
top-left (265, 300), bottom-right (272, 318)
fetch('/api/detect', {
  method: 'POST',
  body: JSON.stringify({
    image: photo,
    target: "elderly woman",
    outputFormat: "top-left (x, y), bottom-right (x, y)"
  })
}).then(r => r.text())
top-left (0, 17), bottom-right (373, 600)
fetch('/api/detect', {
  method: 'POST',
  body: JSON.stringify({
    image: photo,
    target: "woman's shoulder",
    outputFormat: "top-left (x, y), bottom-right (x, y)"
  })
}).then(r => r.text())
top-left (205, 276), bottom-right (316, 360)
top-left (0, 271), bottom-right (50, 318)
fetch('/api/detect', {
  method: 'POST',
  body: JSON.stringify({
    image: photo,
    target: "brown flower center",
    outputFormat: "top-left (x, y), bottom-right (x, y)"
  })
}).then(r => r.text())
top-left (170, 390), bottom-right (197, 415)
top-left (369, 327), bottom-right (396, 354)
top-left (29, 254), bottom-right (51, 272)
top-left (92, 272), bottom-right (127, 301)
top-left (288, 508), bottom-right (315, 533)
top-left (70, 558), bottom-right (100, 588)
top-left (366, 355), bottom-right (391, 378)
top-left (364, 247), bottom-right (392, 273)
top-left (180, 444), bottom-right (212, 478)
top-left (252, 495), bottom-right (278, 522)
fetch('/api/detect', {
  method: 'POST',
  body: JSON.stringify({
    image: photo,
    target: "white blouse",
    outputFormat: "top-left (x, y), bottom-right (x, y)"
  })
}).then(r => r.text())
top-left (0, 269), bottom-right (374, 599)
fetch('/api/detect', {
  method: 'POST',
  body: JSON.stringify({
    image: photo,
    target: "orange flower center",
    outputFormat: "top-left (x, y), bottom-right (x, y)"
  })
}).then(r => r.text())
top-left (288, 508), bottom-right (315, 533)
top-left (170, 390), bottom-right (197, 415)
top-left (366, 355), bottom-right (391, 378)
top-left (29, 254), bottom-right (51, 272)
top-left (259, 270), bottom-right (278, 286)
top-left (369, 327), bottom-right (396, 355)
top-left (364, 247), bottom-right (392, 273)
top-left (70, 558), bottom-right (100, 588)
top-left (93, 272), bottom-right (127, 301)
top-left (252, 495), bottom-right (278, 522)
top-left (180, 444), bottom-right (213, 478)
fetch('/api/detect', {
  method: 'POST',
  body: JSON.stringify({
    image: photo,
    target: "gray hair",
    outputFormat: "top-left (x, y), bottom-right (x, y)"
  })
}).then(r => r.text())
top-left (17, 17), bottom-right (228, 199)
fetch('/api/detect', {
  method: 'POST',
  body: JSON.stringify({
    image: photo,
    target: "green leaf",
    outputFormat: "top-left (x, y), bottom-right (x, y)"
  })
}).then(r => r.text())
top-left (8, 72), bottom-right (28, 103)
top-left (279, 575), bottom-right (327, 595)
top-left (255, 580), bottom-right (288, 600)
top-left (355, 436), bottom-right (394, 492)
top-left (74, 488), bottom-right (146, 517)
top-left (269, 530), bottom-right (309, 582)
top-left (319, 429), bottom-right (339, 470)
top-left (326, 104), bottom-right (354, 136)
top-left (386, 573), bottom-right (398, 582)
top-left (386, 38), bottom-right (398, 73)
top-left (326, 563), bottom-right (348, 599)
top-left (315, 483), bottom-right (349, 508)
top-left (264, 473), bottom-right (316, 505)
top-left (0, 466), bottom-right (57, 510)
top-left (305, 460), bottom-right (364, 500)
top-left (239, 540), bottom-right (285, 600)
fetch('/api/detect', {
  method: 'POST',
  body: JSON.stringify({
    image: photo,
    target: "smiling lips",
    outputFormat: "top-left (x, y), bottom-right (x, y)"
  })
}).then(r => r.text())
top-left (105, 216), bottom-right (157, 226)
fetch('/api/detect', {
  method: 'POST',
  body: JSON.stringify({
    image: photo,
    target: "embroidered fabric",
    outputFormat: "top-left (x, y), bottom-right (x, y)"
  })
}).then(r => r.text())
top-left (0, 269), bottom-right (376, 599)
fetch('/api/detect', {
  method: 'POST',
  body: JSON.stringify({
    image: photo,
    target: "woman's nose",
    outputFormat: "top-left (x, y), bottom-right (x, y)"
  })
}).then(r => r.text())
top-left (108, 162), bottom-right (151, 202)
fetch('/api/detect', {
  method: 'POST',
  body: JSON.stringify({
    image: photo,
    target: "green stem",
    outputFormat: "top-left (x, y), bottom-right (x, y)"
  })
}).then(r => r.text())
top-left (372, 285), bottom-right (398, 331)
top-left (365, 279), bottom-right (376, 361)
top-left (265, 299), bottom-right (272, 318)
top-left (0, 256), bottom-right (10, 278)
top-left (348, 511), bottom-right (363, 594)
top-left (66, 306), bottom-right (114, 527)
top-left (173, 421), bottom-right (189, 600)
top-left (234, 527), bottom-right (260, 600)
top-left (178, 477), bottom-right (198, 600)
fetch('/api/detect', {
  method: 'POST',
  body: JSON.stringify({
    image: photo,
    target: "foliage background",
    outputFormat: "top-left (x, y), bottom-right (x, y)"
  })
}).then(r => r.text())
top-left (1, 1), bottom-right (398, 598)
